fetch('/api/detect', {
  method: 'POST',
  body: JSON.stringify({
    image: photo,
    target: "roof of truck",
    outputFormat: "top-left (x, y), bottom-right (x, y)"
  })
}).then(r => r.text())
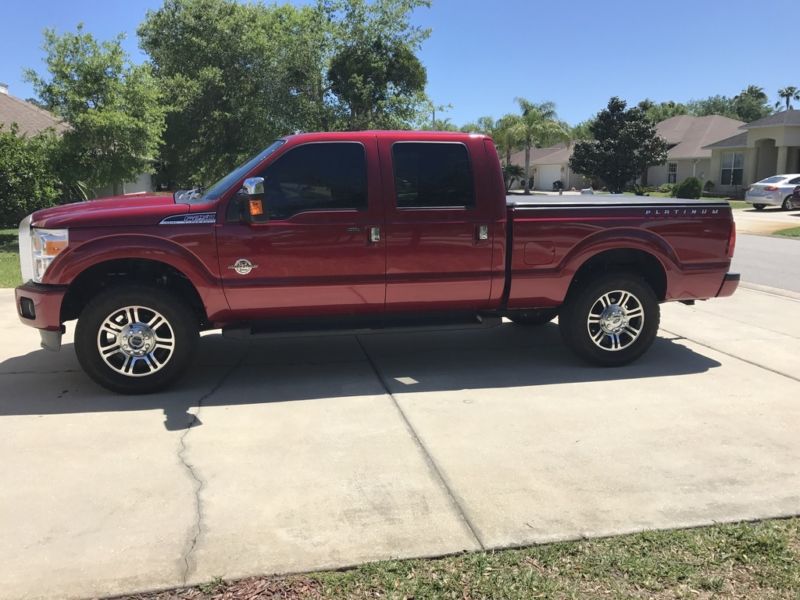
top-left (284, 130), bottom-right (492, 142)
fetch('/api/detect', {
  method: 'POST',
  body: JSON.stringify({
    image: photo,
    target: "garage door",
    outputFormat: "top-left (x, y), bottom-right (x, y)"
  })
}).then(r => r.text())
top-left (536, 164), bottom-right (561, 191)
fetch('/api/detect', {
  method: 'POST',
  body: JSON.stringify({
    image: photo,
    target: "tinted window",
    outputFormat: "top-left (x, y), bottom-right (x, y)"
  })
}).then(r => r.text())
top-left (759, 176), bottom-right (785, 184)
top-left (256, 143), bottom-right (367, 220)
top-left (392, 143), bottom-right (475, 208)
top-left (789, 177), bottom-right (800, 184)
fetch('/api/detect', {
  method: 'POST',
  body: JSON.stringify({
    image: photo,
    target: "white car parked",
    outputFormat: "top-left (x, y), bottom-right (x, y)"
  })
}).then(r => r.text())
top-left (745, 174), bottom-right (800, 210)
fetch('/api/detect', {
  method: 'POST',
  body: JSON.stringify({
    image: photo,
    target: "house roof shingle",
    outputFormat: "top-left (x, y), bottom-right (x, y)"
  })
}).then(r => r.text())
top-left (510, 143), bottom-right (573, 166)
top-left (703, 131), bottom-right (748, 150)
top-left (655, 115), bottom-right (744, 159)
top-left (0, 92), bottom-right (68, 136)
top-left (741, 109), bottom-right (800, 129)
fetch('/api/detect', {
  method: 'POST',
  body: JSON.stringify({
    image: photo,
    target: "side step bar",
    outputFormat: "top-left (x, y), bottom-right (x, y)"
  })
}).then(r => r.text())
top-left (222, 314), bottom-right (502, 340)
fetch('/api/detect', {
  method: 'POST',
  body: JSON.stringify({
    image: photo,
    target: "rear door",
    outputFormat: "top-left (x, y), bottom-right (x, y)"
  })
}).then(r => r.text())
top-left (216, 138), bottom-right (385, 319)
top-left (378, 138), bottom-right (496, 312)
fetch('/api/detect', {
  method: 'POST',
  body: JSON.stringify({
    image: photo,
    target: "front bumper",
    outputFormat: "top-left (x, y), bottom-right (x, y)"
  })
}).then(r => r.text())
top-left (716, 273), bottom-right (740, 298)
top-left (14, 282), bottom-right (68, 350)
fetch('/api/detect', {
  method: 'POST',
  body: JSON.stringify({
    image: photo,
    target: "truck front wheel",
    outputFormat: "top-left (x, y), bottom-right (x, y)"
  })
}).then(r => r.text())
top-left (559, 274), bottom-right (660, 366)
top-left (75, 285), bottom-right (198, 394)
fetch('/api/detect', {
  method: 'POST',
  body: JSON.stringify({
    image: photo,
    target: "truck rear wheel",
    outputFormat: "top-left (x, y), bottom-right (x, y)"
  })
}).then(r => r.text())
top-left (559, 273), bottom-right (659, 366)
top-left (75, 285), bottom-right (198, 394)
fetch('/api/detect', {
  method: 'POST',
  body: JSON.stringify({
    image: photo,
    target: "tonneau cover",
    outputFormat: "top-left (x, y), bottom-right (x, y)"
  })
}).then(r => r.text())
top-left (506, 194), bottom-right (729, 208)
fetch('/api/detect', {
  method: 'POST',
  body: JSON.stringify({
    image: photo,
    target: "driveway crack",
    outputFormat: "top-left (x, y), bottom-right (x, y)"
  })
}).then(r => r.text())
top-left (178, 349), bottom-right (248, 585)
top-left (354, 335), bottom-right (486, 551)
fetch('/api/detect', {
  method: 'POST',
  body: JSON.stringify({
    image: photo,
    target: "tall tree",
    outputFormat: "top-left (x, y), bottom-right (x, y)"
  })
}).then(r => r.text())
top-left (25, 25), bottom-right (165, 195)
top-left (733, 85), bottom-right (771, 122)
top-left (460, 116), bottom-right (496, 135)
top-left (323, 0), bottom-right (430, 130)
top-left (569, 97), bottom-right (668, 194)
top-left (637, 99), bottom-right (688, 122)
top-left (776, 86), bottom-right (800, 111)
top-left (139, 0), bottom-right (328, 186)
top-left (493, 113), bottom-right (522, 167)
top-left (508, 98), bottom-right (569, 194)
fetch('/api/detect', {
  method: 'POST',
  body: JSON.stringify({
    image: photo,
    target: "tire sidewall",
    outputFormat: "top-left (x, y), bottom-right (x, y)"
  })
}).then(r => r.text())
top-left (560, 274), bottom-right (660, 366)
top-left (75, 285), bottom-right (198, 394)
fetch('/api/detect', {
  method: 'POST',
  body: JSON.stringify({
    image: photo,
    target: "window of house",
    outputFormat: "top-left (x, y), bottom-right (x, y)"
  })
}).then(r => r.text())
top-left (392, 142), bottom-right (475, 208)
top-left (720, 152), bottom-right (744, 186)
top-left (255, 142), bottom-right (367, 220)
top-left (667, 163), bottom-right (677, 184)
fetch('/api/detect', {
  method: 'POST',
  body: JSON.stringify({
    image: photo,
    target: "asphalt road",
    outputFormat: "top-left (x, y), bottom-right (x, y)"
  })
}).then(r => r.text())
top-left (732, 233), bottom-right (800, 293)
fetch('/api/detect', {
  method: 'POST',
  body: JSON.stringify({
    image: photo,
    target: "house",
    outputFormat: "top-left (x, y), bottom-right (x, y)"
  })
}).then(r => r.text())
top-left (509, 143), bottom-right (589, 191)
top-left (704, 110), bottom-right (800, 195)
top-left (508, 114), bottom-right (744, 192)
top-left (0, 82), bottom-right (153, 196)
top-left (0, 82), bottom-right (68, 136)
top-left (646, 115), bottom-right (744, 187)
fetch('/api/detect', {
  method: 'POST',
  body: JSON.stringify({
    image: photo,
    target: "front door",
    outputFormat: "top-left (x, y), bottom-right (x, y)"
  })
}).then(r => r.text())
top-left (216, 139), bottom-right (385, 320)
top-left (378, 138), bottom-right (496, 312)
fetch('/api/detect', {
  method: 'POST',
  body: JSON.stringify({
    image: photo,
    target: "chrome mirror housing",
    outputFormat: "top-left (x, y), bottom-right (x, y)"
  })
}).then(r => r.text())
top-left (241, 177), bottom-right (264, 196)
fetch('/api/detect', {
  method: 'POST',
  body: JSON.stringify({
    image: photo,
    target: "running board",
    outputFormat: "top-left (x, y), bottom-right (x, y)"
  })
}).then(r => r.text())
top-left (222, 314), bottom-right (502, 340)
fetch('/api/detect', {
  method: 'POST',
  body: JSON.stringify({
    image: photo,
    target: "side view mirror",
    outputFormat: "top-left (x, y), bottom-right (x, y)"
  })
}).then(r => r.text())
top-left (241, 176), bottom-right (264, 196)
top-left (238, 177), bottom-right (265, 222)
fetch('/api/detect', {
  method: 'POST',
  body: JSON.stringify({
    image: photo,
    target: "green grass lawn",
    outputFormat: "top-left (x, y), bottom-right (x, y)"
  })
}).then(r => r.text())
top-left (125, 518), bottom-right (800, 599)
top-left (0, 229), bottom-right (20, 288)
top-left (774, 226), bottom-right (800, 239)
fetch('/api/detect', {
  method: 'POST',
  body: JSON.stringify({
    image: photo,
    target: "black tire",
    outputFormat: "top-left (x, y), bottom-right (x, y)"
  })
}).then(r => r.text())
top-left (75, 284), bottom-right (198, 394)
top-left (753, 204), bottom-right (766, 211)
top-left (559, 273), bottom-right (660, 367)
top-left (507, 308), bottom-right (558, 326)
top-left (782, 196), bottom-right (794, 211)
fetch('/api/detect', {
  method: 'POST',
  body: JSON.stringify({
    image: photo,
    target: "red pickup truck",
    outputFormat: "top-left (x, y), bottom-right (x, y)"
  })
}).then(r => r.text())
top-left (15, 131), bottom-right (739, 393)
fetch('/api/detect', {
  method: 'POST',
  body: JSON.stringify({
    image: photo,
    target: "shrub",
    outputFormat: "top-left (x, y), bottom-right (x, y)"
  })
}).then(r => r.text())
top-left (672, 177), bottom-right (703, 199)
top-left (0, 126), bottom-right (62, 227)
top-left (658, 183), bottom-right (675, 194)
top-left (704, 180), bottom-right (715, 192)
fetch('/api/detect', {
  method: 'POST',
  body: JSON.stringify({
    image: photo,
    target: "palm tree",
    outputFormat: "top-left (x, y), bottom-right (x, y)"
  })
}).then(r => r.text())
top-left (775, 86), bottom-right (800, 111)
top-left (493, 113), bottom-right (523, 167)
top-left (509, 98), bottom-right (570, 194)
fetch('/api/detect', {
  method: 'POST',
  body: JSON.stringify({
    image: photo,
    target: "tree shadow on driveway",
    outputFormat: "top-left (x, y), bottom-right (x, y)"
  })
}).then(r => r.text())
top-left (0, 323), bottom-right (721, 431)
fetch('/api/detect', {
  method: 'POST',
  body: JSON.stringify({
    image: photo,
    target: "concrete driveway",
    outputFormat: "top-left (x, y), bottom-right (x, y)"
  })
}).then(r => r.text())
top-left (1, 286), bottom-right (799, 600)
top-left (733, 205), bottom-right (800, 235)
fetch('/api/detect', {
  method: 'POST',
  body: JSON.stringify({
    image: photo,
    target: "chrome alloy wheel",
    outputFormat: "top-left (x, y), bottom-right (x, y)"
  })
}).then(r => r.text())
top-left (586, 290), bottom-right (645, 352)
top-left (97, 306), bottom-right (175, 377)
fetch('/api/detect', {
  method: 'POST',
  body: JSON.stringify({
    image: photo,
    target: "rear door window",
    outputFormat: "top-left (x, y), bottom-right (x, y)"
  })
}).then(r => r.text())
top-left (392, 142), bottom-right (475, 208)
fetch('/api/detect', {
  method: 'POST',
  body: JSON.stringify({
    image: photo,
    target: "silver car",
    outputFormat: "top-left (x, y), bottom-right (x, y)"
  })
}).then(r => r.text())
top-left (745, 174), bottom-right (800, 210)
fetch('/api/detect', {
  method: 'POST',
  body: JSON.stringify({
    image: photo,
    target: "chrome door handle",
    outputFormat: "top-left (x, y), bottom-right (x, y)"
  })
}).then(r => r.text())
top-left (476, 224), bottom-right (489, 241)
top-left (369, 226), bottom-right (381, 243)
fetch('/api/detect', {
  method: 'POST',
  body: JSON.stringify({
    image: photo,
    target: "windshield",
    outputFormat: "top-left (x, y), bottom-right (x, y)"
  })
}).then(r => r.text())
top-left (180, 140), bottom-right (285, 203)
top-left (758, 176), bottom-right (785, 184)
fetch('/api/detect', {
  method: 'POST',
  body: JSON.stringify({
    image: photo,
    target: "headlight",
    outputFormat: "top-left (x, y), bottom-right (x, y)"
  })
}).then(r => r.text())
top-left (30, 227), bottom-right (68, 283)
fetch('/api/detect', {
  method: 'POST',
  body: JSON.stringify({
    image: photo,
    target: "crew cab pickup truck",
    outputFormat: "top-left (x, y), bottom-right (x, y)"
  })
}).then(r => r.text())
top-left (15, 131), bottom-right (739, 394)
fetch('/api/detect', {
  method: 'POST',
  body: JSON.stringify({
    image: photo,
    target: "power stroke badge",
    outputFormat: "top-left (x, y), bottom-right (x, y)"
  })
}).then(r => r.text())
top-left (228, 258), bottom-right (258, 275)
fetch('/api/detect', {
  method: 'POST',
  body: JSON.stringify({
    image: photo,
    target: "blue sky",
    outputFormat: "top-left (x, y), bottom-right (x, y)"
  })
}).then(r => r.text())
top-left (2, 0), bottom-right (797, 126)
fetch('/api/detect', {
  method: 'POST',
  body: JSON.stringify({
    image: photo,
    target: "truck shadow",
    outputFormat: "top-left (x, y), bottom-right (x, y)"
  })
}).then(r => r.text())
top-left (0, 323), bottom-right (721, 431)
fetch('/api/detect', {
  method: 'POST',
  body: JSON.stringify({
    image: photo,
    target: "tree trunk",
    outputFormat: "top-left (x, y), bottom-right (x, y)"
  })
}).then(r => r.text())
top-left (523, 145), bottom-right (531, 195)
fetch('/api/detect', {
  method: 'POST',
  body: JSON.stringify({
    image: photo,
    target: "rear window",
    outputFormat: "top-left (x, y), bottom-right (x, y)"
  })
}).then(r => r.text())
top-left (758, 176), bottom-right (786, 184)
top-left (392, 142), bottom-right (475, 208)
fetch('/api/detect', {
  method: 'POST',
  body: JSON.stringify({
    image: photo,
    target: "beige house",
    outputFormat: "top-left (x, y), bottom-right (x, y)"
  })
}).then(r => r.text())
top-left (645, 115), bottom-right (744, 187)
top-left (509, 114), bottom-right (744, 192)
top-left (509, 143), bottom-right (590, 191)
top-left (704, 110), bottom-right (800, 195)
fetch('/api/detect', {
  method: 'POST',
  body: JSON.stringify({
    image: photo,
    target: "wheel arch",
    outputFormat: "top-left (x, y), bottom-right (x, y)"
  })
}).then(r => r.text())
top-left (567, 247), bottom-right (669, 302)
top-left (61, 258), bottom-right (208, 326)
